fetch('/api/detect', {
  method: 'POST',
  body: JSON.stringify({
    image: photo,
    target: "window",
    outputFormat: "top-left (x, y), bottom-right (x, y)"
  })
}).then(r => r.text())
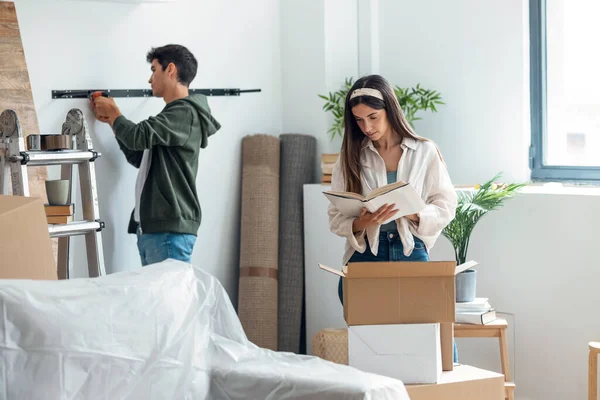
top-left (530, 0), bottom-right (600, 181)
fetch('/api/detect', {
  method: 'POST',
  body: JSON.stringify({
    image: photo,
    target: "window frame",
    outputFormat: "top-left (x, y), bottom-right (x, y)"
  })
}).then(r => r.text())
top-left (529, 0), bottom-right (600, 181)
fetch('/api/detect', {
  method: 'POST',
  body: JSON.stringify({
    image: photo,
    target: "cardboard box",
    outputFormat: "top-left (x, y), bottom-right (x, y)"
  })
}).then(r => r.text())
top-left (405, 365), bottom-right (504, 400)
top-left (348, 323), bottom-right (441, 384)
top-left (440, 322), bottom-right (454, 371)
top-left (319, 261), bottom-right (476, 372)
top-left (319, 261), bottom-right (475, 325)
top-left (0, 195), bottom-right (57, 279)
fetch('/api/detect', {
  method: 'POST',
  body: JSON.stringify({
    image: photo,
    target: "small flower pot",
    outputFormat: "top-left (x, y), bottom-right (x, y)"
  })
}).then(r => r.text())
top-left (455, 269), bottom-right (477, 303)
top-left (45, 180), bottom-right (70, 205)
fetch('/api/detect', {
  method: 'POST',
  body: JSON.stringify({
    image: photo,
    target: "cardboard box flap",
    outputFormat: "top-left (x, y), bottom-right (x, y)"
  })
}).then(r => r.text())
top-left (318, 263), bottom-right (345, 277)
top-left (456, 260), bottom-right (478, 274)
top-left (346, 261), bottom-right (456, 279)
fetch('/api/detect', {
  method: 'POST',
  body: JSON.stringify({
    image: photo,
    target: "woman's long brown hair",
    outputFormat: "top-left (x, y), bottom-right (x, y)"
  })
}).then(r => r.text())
top-left (340, 75), bottom-right (423, 194)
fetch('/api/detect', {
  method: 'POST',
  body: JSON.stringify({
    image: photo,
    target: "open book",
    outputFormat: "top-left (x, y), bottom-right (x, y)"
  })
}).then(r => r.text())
top-left (323, 181), bottom-right (426, 225)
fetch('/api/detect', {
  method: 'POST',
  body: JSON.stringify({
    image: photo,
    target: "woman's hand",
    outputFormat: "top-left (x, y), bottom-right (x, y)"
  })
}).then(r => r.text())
top-left (352, 203), bottom-right (398, 233)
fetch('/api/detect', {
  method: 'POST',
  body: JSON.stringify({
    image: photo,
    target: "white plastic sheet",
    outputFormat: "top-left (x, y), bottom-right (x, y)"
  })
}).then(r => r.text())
top-left (0, 260), bottom-right (409, 399)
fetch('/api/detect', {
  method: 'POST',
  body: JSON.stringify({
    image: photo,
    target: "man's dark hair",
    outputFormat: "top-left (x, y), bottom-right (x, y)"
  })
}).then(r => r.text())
top-left (146, 44), bottom-right (198, 87)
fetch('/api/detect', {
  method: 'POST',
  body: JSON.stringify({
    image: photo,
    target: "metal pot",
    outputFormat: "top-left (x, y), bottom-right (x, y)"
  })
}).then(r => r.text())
top-left (26, 134), bottom-right (41, 151)
top-left (43, 135), bottom-right (71, 150)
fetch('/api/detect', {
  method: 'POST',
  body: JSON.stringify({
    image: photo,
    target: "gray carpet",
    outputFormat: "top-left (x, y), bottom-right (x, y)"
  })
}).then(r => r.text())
top-left (277, 134), bottom-right (316, 353)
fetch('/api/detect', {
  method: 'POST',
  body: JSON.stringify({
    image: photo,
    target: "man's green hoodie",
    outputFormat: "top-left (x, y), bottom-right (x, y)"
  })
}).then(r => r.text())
top-left (112, 94), bottom-right (221, 236)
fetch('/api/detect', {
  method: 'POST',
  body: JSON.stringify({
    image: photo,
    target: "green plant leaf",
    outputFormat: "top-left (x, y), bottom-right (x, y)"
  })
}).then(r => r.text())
top-left (442, 173), bottom-right (528, 264)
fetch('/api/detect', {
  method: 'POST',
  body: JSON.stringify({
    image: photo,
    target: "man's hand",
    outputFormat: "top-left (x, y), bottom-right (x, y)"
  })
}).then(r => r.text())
top-left (90, 97), bottom-right (122, 127)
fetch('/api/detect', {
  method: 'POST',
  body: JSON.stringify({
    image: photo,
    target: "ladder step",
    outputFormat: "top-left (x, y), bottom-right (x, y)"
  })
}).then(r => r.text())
top-left (9, 150), bottom-right (99, 166)
top-left (48, 221), bottom-right (102, 238)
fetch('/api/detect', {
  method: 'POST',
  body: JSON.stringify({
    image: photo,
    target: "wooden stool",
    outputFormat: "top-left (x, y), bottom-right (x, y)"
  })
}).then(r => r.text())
top-left (589, 342), bottom-right (600, 400)
top-left (454, 318), bottom-right (514, 400)
top-left (312, 328), bottom-right (348, 365)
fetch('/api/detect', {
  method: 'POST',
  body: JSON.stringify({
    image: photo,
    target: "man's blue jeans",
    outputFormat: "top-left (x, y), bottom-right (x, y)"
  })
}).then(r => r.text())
top-left (136, 227), bottom-right (196, 266)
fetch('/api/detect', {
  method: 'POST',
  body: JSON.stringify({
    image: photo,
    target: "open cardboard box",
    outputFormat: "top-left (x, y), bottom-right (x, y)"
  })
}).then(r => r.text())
top-left (319, 260), bottom-right (477, 325)
top-left (0, 195), bottom-right (57, 279)
top-left (319, 260), bottom-right (477, 371)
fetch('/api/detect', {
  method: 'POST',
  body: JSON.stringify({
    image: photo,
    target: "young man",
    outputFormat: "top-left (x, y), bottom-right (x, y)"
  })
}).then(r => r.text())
top-left (92, 44), bottom-right (221, 266)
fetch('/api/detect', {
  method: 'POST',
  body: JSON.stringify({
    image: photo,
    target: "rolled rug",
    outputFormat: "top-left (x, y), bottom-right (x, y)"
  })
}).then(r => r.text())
top-left (238, 134), bottom-right (280, 350)
top-left (278, 134), bottom-right (316, 353)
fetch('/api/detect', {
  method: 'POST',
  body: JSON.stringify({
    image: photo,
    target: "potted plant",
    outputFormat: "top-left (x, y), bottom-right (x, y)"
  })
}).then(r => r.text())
top-left (442, 173), bottom-right (527, 302)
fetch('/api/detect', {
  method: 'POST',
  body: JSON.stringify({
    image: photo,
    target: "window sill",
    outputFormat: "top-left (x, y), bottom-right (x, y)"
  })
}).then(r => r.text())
top-left (520, 182), bottom-right (600, 196)
top-left (456, 182), bottom-right (600, 196)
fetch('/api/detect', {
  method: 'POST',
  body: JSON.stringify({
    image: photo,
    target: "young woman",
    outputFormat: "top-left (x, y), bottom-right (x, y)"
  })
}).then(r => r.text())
top-left (327, 74), bottom-right (458, 359)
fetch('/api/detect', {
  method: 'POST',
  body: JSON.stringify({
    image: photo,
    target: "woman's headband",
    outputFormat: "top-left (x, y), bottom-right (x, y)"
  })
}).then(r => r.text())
top-left (349, 87), bottom-right (384, 101)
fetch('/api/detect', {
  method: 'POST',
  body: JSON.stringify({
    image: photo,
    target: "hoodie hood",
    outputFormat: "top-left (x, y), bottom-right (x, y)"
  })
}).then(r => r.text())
top-left (177, 94), bottom-right (221, 148)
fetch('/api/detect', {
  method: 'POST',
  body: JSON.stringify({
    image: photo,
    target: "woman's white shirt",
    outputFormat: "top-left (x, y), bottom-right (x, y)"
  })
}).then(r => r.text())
top-left (327, 137), bottom-right (457, 265)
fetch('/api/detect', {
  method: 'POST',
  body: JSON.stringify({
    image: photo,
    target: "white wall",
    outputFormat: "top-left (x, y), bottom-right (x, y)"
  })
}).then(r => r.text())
top-left (378, 0), bottom-right (530, 186)
top-left (280, 0), bottom-right (357, 180)
top-left (14, 0), bottom-right (282, 304)
top-left (280, 0), bottom-right (327, 182)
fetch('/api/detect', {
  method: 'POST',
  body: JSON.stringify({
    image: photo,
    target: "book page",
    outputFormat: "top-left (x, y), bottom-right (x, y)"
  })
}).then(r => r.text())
top-left (322, 190), bottom-right (366, 201)
top-left (365, 180), bottom-right (408, 200)
top-left (365, 184), bottom-right (426, 224)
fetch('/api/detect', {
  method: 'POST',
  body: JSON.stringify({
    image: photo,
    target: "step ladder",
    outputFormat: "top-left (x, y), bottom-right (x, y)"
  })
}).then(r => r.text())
top-left (0, 108), bottom-right (106, 278)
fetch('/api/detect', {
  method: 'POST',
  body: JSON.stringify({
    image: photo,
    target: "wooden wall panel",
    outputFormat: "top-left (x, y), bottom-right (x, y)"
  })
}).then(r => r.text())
top-left (0, 2), bottom-right (55, 258)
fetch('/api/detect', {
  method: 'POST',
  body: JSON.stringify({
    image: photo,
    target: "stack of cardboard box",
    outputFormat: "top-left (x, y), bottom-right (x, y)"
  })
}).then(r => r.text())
top-left (319, 260), bottom-right (505, 400)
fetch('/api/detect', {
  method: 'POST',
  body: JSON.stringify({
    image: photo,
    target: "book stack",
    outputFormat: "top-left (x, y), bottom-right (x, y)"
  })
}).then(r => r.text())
top-left (456, 297), bottom-right (497, 325)
top-left (45, 203), bottom-right (74, 224)
top-left (321, 153), bottom-right (338, 184)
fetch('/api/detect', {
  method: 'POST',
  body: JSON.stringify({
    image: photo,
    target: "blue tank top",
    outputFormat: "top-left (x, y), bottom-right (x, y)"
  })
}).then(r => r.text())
top-left (380, 171), bottom-right (398, 232)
